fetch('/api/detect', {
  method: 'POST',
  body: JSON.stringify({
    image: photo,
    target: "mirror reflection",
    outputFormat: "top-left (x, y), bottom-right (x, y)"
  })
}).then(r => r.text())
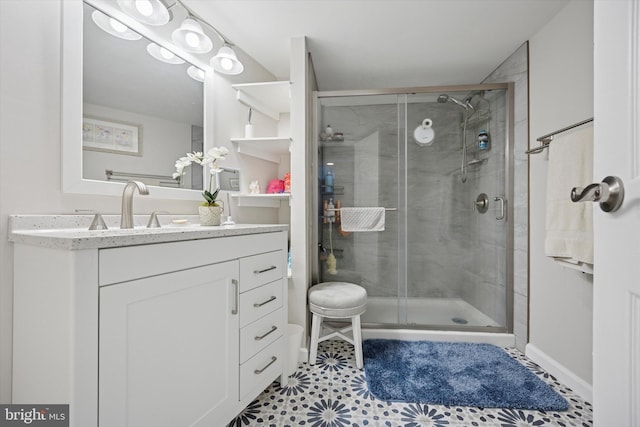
top-left (82, 2), bottom-right (204, 190)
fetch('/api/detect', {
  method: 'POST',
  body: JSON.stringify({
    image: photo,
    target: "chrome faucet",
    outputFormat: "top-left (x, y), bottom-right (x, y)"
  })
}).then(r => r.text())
top-left (120, 180), bottom-right (149, 229)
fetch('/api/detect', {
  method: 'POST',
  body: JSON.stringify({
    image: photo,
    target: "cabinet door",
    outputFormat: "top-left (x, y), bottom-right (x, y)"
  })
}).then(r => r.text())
top-left (99, 261), bottom-right (239, 427)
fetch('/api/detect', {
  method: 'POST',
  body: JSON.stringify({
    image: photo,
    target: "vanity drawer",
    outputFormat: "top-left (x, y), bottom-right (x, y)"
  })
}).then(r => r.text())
top-left (239, 280), bottom-right (283, 328)
top-left (239, 251), bottom-right (283, 293)
top-left (239, 337), bottom-right (283, 400)
top-left (240, 309), bottom-right (285, 363)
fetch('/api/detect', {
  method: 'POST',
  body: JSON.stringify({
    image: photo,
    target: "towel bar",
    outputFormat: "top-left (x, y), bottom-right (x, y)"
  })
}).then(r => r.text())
top-left (527, 118), bottom-right (593, 155)
top-left (326, 207), bottom-right (397, 212)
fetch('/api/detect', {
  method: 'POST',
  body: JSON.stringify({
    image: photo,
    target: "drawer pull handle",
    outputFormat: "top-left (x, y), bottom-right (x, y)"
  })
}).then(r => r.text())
top-left (254, 356), bottom-right (277, 375)
top-left (231, 279), bottom-right (238, 315)
top-left (255, 325), bottom-right (278, 341)
top-left (254, 296), bottom-right (276, 308)
top-left (254, 265), bottom-right (277, 274)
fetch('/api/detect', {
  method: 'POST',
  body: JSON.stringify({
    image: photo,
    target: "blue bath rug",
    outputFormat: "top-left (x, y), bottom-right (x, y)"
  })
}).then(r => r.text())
top-left (362, 339), bottom-right (568, 411)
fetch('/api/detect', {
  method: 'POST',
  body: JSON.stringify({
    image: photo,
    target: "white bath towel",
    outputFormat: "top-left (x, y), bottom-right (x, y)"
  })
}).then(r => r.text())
top-left (340, 207), bottom-right (385, 232)
top-left (544, 124), bottom-right (594, 269)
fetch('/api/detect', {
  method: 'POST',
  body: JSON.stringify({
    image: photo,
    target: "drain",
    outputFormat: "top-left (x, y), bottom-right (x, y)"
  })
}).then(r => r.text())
top-left (451, 317), bottom-right (468, 325)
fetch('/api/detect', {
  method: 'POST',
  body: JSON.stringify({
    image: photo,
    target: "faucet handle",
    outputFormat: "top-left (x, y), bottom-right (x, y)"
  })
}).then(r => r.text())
top-left (76, 209), bottom-right (109, 230)
top-left (146, 210), bottom-right (169, 228)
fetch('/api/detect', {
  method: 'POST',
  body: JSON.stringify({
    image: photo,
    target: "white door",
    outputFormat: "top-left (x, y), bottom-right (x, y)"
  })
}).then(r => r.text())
top-left (593, 0), bottom-right (640, 425)
top-left (99, 261), bottom-right (240, 427)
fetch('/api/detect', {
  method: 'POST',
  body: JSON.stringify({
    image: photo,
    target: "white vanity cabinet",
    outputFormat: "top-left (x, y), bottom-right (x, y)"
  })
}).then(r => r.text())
top-left (10, 224), bottom-right (288, 427)
top-left (99, 261), bottom-right (240, 427)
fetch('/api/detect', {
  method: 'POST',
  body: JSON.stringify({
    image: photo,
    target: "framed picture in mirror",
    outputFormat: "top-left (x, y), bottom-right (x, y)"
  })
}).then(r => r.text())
top-left (82, 116), bottom-right (142, 156)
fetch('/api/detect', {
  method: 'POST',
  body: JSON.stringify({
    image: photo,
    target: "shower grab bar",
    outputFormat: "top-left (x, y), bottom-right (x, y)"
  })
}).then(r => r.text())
top-left (526, 118), bottom-right (593, 155)
top-left (326, 207), bottom-right (397, 212)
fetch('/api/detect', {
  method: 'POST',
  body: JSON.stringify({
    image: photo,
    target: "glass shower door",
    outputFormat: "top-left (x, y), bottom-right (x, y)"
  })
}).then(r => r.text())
top-left (404, 89), bottom-right (510, 330)
top-left (317, 94), bottom-right (404, 325)
top-left (315, 85), bottom-right (512, 332)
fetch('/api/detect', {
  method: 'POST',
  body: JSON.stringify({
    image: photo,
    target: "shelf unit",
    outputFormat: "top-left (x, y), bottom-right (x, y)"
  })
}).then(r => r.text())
top-left (232, 81), bottom-right (291, 121)
top-left (231, 193), bottom-right (290, 208)
top-left (230, 137), bottom-right (291, 164)
top-left (231, 81), bottom-right (292, 208)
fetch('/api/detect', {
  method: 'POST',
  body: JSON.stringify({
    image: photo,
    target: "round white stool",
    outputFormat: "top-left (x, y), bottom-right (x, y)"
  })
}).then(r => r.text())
top-left (308, 282), bottom-right (367, 369)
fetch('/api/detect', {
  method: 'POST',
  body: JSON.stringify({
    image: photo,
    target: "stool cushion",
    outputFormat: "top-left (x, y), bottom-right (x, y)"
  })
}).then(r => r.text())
top-left (309, 282), bottom-right (367, 318)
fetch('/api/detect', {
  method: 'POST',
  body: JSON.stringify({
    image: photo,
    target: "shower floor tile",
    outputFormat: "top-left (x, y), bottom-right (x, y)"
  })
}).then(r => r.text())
top-left (227, 340), bottom-right (593, 427)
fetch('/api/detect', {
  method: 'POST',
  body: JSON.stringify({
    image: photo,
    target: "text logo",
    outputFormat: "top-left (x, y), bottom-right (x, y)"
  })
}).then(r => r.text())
top-left (0, 405), bottom-right (68, 426)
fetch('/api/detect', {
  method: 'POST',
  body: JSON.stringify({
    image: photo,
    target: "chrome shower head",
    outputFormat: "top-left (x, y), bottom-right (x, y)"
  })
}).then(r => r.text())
top-left (437, 94), bottom-right (473, 110)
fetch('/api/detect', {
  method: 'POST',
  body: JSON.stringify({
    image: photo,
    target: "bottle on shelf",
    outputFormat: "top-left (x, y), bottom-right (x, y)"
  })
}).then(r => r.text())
top-left (327, 198), bottom-right (335, 223)
top-left (478, 129), bottom-right (490, 150)
top-left (324, 168), bottom-right (334, 194)
top-left (326, 124), bottom-right (333, 137)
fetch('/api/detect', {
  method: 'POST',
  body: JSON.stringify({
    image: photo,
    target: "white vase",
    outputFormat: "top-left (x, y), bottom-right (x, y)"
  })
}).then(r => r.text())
top-left (198, 205), bottom-right (223, 226)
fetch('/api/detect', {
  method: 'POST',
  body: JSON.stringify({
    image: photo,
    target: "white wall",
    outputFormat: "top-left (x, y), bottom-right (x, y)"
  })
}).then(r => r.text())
top-left (528, 0), bottom-right (594, 386)
top-left (0, 0), bottom-right (279, 403)
top-left (83, 103), bottom-right (193, 183)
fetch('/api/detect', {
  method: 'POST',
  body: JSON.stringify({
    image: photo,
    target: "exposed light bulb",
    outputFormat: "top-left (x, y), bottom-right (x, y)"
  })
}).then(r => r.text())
top-left (159, 47), bottom-right (174, 60)
top-left (109, 18), bottom-right (128, 33)
top-left (185, 32), bottom-right (200, 48)
top-left (135, 0), bottom-right (153, 17)
top-left (221, 57), bottom-right (233, 71)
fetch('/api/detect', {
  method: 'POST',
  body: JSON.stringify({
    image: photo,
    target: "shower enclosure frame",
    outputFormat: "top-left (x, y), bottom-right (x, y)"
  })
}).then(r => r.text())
top-left (311, 83), bottom-right (515, 334)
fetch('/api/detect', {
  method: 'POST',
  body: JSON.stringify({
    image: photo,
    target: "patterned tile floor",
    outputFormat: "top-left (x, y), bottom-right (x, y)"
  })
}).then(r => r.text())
top-left (228, 340), bottom-right (592, 427)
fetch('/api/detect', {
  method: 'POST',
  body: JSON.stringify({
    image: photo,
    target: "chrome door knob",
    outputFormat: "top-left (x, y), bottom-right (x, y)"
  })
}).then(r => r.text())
top-left (571, 175), bottom-right (625, 213)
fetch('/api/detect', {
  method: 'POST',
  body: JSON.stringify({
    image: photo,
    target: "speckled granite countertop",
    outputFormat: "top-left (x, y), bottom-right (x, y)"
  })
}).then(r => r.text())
top-left (8, 215), bottom-right (288, 250)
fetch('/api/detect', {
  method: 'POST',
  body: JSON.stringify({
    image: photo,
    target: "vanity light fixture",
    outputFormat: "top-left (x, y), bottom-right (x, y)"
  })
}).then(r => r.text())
top-left (187, 65), bottom-right (205, 82)
top-left (211, 45), bottom-right (244, 75)
top-left (172, 18), bottom-right (213, 54)
top-left (146, 42), bottom-right (185, 64)
top-left (91, 10), bottom-right (142, 41)
top-left (117, 0), bottom-right (170, 26)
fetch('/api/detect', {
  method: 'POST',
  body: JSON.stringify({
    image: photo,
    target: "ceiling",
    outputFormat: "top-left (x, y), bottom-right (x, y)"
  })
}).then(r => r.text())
top-left (185, 0), bottom-right (569, 91)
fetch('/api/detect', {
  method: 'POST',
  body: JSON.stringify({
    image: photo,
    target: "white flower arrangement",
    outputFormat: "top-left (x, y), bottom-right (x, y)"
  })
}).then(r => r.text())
top-left (173, 146), bottom-right (230, 179)
top-left (173, 146), bottom-right (230, 206)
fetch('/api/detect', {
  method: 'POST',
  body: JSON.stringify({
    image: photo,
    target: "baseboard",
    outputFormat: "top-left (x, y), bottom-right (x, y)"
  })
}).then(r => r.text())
top-left (298, 346), bottom-right (308, 363)
top-left (525, 343), bottom-right (593, 403)
top-left (298, 334), bottom-right (309, 363)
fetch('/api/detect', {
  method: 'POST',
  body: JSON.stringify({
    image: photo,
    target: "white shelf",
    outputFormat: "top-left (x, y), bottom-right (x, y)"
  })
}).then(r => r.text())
top-left (231, 193), bottom-right (290, 208)
top-left (232, 81), bottom-right (291, 120)
top-left (231, 137), bottom-right (291, 163)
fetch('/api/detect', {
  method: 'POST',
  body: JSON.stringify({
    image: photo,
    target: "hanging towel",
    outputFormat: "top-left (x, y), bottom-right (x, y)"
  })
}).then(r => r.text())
top-left (340, 207), bottom-right (386, 232)
top-left (544, 124), bottom-right (594, 270)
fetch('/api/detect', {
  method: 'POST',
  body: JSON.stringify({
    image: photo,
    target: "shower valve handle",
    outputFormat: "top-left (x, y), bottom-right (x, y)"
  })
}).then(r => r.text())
top-left (474, 193), bottom-right (489, 214)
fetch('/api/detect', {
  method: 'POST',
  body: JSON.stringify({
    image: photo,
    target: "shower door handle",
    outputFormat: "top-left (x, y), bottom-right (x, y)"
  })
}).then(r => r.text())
top-left (494, 196), bottom-right (506, 220)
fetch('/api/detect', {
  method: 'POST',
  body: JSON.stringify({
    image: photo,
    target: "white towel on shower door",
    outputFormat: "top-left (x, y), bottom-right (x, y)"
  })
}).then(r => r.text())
top-left (544, 124), bottom-right (594, 268)
top-left (340, 207), bottom-right (386, 232)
